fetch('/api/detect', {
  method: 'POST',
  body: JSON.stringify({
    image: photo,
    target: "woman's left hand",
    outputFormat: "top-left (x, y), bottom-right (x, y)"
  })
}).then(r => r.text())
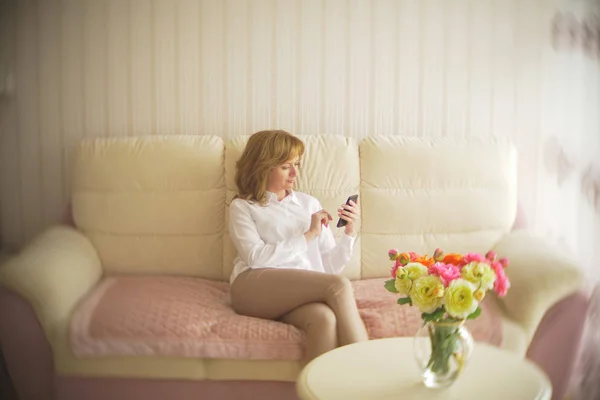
top-left (338, 199), bottom-right (360, 236)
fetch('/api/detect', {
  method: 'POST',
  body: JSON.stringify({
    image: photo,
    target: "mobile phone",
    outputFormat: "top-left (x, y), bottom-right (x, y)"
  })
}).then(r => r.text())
top-left (336, 194), bottom-right (359, 228)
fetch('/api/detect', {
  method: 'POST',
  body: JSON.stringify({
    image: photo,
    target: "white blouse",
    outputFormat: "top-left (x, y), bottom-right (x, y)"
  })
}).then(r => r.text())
top-left (228, 190), bottom-right (356, 284)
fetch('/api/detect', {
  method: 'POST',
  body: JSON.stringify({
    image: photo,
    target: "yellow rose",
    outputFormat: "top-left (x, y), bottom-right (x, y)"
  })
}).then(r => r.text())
top-left (444, 279), bottom-right (478, 319)
top-left (473, 288), bottom-right (486, 302)
top-left (460, 262), bottom-right (478, 283)
top-left (411, 276), bottom-right (445, 313)
top-left (394, 276), bottom-right (412, 296)
top-left (403, 262), bottom-right (429, 280)
top-left (461, 262), bottom-right (496, 291)
top-left (395, 266), bottom-right (407, 279)
top-left (478, 266), bottom-right (496, 291)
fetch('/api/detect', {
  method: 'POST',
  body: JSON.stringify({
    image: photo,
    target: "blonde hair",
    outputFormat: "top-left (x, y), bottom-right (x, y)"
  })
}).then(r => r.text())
top-left (234, 130), bottom-right (305, 205)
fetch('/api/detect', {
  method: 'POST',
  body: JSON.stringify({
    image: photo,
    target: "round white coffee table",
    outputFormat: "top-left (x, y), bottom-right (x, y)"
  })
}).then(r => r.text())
top-left (296, 338), bottom-right (551, 400)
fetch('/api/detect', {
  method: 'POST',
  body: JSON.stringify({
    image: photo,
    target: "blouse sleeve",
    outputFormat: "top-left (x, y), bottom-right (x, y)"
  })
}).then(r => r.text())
top-left (229, 199), bottom-right (308, 267)
top-left (317, 207), bottom-right (356, 274)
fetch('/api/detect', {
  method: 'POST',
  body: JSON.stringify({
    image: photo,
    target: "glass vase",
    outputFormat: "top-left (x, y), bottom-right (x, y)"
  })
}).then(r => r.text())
top-left (413, 320), bottom-right (474, 389)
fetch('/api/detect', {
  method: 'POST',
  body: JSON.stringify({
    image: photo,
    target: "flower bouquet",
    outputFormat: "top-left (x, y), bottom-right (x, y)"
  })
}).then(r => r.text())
top-left (384, 248), bottom-right (510, 388)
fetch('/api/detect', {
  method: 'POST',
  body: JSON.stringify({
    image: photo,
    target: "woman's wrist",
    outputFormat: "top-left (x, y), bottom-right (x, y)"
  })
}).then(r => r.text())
top-left (304, 230), bottom-right (317, 242)
top-left (344, 226), bottom-right (355, 237)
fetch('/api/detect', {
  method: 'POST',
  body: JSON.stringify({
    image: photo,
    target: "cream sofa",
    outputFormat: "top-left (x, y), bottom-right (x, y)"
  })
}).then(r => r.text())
top-left (0, 134), bottom-right (587, 400)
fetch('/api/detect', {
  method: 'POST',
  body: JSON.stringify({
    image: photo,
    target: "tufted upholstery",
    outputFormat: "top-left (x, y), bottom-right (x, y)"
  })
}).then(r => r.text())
top-left (71, 134), bottom-right (516, 282)
top-left (359, 136), bottom-right (517, 278)
top-left (71, 136), bottom-right (226, 280)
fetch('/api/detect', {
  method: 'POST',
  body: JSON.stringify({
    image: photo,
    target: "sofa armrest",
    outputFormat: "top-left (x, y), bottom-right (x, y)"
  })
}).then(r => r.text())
top-left (491, 229), bottom-right (584, 340)
top-left (0, 225), bottom-right (102, 342)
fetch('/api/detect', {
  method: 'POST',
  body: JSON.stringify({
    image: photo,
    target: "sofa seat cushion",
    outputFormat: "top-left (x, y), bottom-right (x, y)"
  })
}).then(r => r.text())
top-left (70, 276), bottom-right (306, 361)
top-left (70, 276), bottom-right (503, 361)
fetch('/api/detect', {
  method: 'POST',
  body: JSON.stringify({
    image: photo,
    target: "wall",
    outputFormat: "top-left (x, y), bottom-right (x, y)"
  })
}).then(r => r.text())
top-left (0, 0), bottom-right (598, 280)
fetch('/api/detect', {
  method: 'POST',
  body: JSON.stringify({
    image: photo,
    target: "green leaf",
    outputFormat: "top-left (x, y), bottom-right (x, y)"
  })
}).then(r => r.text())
top-left (422, 307), bottom-right (445, 322)
top-left (422, 313), bottom-right (435, 322)
top-left (384, 279), bottom-right (398, 293)
top-left (467, 307), bottom-right (482, 320)
top-left (397, 297), bottom-right (412, 305)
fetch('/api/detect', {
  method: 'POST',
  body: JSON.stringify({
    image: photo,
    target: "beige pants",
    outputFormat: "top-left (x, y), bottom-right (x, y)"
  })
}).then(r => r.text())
top-left (230, 268), bottom-right (369, 364)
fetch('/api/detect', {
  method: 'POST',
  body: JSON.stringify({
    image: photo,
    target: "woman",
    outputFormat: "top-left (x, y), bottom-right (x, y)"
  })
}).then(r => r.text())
top-left (228, 130), bottom-right (369, 364)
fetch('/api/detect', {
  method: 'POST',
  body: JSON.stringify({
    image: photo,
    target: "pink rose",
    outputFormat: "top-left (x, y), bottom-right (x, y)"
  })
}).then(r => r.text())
top-left (388, 249), bottom-right (399, 260)
top-left (491, 261), bottom-right (502, 274)
top-left (463, 252), bottom-right (485, 263)
top-left (428, 262), bottom-right (461, 286)
top-left (428, 262), bottom-right (444, 275)
top-left (498, 257), bottom-right (509, 268)
top-left (440, 265), bottom-right (461, 286)
top-left (464, 252), bottom-right (484, 263)
top-left (485, 250), bottom-right (497, 261)
top-left (493, 267), bottom-right (510, 297)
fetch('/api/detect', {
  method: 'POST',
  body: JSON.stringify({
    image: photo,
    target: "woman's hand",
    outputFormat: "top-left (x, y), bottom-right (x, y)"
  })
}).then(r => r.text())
top-left (338, 199), bottom-right (360, 236)
top-left (304, 209), bottom-right (333, 241)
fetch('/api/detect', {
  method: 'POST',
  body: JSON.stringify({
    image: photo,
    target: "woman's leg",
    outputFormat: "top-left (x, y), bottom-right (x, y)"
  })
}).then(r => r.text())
top-left (230, 268), bottom-right (369, 345)
top-left (279, 303), bottom-right (338, 364)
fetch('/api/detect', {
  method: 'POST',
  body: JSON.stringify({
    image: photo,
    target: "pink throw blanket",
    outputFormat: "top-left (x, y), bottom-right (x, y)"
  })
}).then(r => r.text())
top-left (70, 276), bottom-right (502, 361)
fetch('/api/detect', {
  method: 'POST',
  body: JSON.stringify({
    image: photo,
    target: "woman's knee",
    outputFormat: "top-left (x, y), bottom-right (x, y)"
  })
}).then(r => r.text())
top-left (308, 303), bottom-right (337, 330)
top-left (323, 274), bottom-right (353, 299)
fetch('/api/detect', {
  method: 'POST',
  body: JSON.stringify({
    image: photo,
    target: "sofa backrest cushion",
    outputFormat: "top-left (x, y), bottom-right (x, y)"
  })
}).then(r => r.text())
top-left (359, 136), bottom-right (517, 279)
top-left (71, 136), bottom-right (225, 279)
top-left (70, 134), bottom-right (517, 282)
top-left (223, 135), bottom-right (362, 281)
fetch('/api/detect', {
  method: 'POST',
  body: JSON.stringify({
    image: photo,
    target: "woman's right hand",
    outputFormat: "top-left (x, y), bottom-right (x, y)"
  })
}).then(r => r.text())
top-left (305, 209), bottom-right (332, 241)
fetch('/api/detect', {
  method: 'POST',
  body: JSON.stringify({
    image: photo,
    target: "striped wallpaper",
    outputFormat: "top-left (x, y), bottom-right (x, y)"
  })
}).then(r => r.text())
top-left (0, 0), bottom-right (596, 257)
